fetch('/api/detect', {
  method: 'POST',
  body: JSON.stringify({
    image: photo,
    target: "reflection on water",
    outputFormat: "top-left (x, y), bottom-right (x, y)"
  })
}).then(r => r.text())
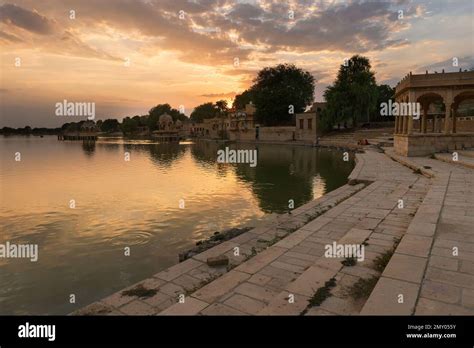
top-left (0, 136), bottom-right (354, 314)
top-left (82, 140), bottom-right (96, 156)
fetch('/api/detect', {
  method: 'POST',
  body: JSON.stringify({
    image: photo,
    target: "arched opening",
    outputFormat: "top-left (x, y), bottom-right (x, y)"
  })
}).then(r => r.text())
top-left (453, 91), bottom-right (474, 133)
top-left (416, 92), bottom-right (444, 133)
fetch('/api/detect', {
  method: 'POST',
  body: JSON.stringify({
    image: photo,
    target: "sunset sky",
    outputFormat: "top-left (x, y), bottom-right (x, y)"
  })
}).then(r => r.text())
top-left (1, 0), bottom-right (473, 127)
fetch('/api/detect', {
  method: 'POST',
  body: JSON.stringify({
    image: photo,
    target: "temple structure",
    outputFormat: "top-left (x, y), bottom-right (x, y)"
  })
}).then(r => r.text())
top-left (151, 113), bottom-right (182, 142)
top-left (58, 120), bottom-right (99, 140)
top-left (393, 70), bottom-right (474, 156)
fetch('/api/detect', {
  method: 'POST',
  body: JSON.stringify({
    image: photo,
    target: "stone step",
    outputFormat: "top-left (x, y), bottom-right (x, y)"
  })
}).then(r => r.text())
top-left (155, 183), bottom-right (378, 315)
top-left (254, 173), bottom-right (430, 315)
top-left (457, 149), bottom-right (474, 158)
top-left (360, 179), bottom-right (439, 315)
top-left (75, 182), bottom-right (365, 316)
top-left (257, 228), bottom-right (373, 315)
top-left (434, 153), bottom-right (474, 169)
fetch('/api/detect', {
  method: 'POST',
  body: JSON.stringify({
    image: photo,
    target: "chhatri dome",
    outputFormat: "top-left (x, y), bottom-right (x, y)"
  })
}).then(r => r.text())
top-left (159, 113), bottom-right (173, 124)
top-left (80, 120), bottom-right (99, 132)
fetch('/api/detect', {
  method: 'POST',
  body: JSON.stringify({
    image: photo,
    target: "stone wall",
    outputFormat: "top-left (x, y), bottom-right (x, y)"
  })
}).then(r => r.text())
top-left (457, 119), bottom-right (474, 132)
top-left (394, 133), bottom-right (474, 156)
top-left (295, 112), bottom-right (319, 142)
top-left (259, 126), bottom-right (295, 141)
top-left (229, 126), bottom-right (295, 142)
top-left (412, 118), bottom-right (474, 133)
top-left (228, 129), bottom-right (255, 141)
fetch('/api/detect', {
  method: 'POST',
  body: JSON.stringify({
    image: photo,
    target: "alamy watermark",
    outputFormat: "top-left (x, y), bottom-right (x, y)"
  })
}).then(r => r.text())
top-left (0, 241), bottom-right (38, 262)
top-left (18, 322), bottom-right (55, 341)
top-left (380, 100), bottom-right (420, 120)
top-left (55, 99), bottom-right (95, 120)
top-left (324, 242), bottom-right (364, 261)
top-left (217, 147), bottom-right (257, 167)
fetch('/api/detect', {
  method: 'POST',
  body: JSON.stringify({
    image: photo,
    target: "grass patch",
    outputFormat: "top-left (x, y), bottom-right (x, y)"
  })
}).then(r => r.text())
top-left (307, 278), bottom-right (336, 308)
top-left (347, 275), bottom-right (379, 300)
top-left (372, 249), bottom-right (394, 272)
top-left (413, 168), bottom-right (422, 174)
top-left (122, 284), bottom-right (157, 299)
top-left (372, 238), bottom-right (400, 272)
top-left (300, 277), bottom-right (337, 315)
top-left (341, 256), bottom-right (357, 267)
top-left (257, 234), bottom-right (285, 247)
top-left (243, 247), bottom-right (259, 261)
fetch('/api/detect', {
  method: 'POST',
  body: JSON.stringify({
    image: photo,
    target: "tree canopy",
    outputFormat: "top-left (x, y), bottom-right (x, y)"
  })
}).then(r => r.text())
top-left (233, 89), bottom-right (256, 110)
top-left (322, 55), bottom-right (379, 129)
top-left (101, 119), bottom-right (120, 133)
top-left (251, 64), bottom-right (315, 126)
top-left (121, 117), bottom-right (139, 134)
top-left (190, 100), bottom-right (229, 122)
top-left (148, 104), bottom-right (187, 130)
top-left (375, 84), bottom-right (395, 121)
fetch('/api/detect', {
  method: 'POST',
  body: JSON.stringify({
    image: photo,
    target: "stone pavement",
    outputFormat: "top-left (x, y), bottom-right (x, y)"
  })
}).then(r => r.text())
top-left (434, 152), bottom-right (474, 169)
top-left (379, 149), bottom-right (474, 315)
top-left (73, 180), bottom-right (365, 315)
top-left (73, 147), bottom-right (474, 316)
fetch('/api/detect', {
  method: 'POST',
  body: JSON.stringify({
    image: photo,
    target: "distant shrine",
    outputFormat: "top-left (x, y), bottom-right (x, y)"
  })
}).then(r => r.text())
top-left (58, 120), bottom-right (99, 140)
top-left (152, 113), bottom-right (183, 142)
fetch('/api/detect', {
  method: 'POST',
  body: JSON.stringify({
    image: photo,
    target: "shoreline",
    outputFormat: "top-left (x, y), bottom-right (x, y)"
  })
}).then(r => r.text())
top-left (71, 145), bottom-right (474, 316)
top-left (72, 165), bottom-right (366, 315)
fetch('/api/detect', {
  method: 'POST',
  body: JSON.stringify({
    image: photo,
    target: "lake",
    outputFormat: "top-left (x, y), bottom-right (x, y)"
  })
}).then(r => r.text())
top-left (0, 135), bottom-right (354, 314)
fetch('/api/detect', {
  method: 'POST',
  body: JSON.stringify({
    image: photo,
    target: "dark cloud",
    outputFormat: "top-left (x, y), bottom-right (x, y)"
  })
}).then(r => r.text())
top-left (1, 0), bottom-right (418, 66)
top-left (227, 3), bottom-right (264, 21)
top-left (246, 1), bottom-right (404, 53)
top-left (0, 3), bottom-right (55, 34)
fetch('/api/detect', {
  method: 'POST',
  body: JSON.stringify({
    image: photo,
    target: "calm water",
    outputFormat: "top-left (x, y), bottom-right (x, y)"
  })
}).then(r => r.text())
top-left (0, 135), bottom-right (354, 315)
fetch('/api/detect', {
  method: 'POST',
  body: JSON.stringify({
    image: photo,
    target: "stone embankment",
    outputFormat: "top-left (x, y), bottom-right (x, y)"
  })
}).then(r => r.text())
top-left (74, 146), bottom-right (474, 316)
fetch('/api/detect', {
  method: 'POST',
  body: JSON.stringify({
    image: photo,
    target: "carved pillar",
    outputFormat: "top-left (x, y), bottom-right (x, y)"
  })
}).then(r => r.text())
top-left (407, 114), bottom-right (413, 134)
top-left (444, 90), bottom-right (453, 134)
top-left (452, 105), bottom-right (457, 134)
top-left (421, 105), bottom-right (427, 133)
top-left (444, 106), bottom-right (451, 134)
top-left (407, 90), bottom-right (415, 135)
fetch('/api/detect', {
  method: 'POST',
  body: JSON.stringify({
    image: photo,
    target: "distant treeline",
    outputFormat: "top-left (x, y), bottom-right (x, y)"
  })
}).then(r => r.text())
top-left (1, 126), bottom-right (61, 135)
top-left (1, 103), bottom-right (189, 136)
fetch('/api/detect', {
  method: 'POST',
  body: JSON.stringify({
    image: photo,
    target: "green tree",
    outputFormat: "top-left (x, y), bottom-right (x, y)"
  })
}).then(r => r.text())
top-left (374, 84), bottom-right (395, 121)
top-left (148, 104), bottom-right (187, 130)
top-left (101, 119), bottom-right (120, 133)
top-left (190, 102), bottom-right (218, 123)
top-left (324, 55), bottom-right (378, 128)
top-left (252, 64), bottom-right (315, 126)
top-left (65, 122), bottom-right (79, 132)
top-left (121, 117), bottom-right (138, 134)
top-left (233, 89), bottom-right (255, 110)
top-left (215, 100), bottom-right (229, 117)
